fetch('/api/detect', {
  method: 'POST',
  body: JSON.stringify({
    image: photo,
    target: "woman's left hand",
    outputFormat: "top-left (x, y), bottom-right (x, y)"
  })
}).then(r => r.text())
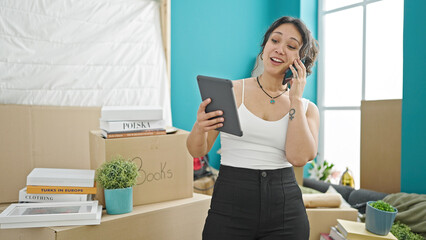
top-left (288, 58), bottom-right (307, 100)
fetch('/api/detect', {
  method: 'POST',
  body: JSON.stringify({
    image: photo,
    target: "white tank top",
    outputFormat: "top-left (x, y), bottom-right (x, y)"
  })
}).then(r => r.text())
top-left (220, 79), bottom-right (310, 170)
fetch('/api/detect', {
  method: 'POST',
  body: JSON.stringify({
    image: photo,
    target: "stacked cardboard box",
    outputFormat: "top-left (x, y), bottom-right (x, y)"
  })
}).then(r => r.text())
top-left (89, 129), bottom-right (193, 206)
top-left (0, 104), bottom-right (100, 204)
top-left (0, 104), bottom-right (208, 239)
top-left (194, 176), bottom-right (215, 196)
top-left (0, 194), bottom-right (211, 240)
top-left (306, 207), bottom-right (358, 240)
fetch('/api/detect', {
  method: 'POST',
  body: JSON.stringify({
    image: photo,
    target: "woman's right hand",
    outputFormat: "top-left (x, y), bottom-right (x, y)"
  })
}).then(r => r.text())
top-left (194, 98), bottom-right (224, 133)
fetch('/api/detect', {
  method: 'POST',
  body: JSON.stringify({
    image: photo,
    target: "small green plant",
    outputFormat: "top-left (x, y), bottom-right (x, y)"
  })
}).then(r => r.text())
top-left (369, 200), bottom-right (396, 212)
top-left (96, 156), bottom-right (139, 189)
top-left (391, 221), bottom-right (423, 240)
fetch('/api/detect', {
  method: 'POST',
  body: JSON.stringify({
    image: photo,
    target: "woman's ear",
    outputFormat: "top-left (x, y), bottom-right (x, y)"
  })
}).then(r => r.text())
top-left (251, 54), bottom-right (264, 78)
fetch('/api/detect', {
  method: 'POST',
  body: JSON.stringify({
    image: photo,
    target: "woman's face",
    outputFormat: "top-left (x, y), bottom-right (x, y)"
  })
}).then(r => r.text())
top-left (262, 23), bottom-right (303, 76)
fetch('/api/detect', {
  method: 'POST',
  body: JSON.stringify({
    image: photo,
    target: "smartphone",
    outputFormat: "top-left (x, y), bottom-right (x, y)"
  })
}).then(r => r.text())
top-left (282, 59), bottom-right (306, 85)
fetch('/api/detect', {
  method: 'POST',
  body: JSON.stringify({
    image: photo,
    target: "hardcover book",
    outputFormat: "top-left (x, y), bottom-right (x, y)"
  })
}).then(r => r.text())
top-left (19, 187), bottom-right (89, 203)
top-left (320, 233), bottom-right (333, 240)
top-left (26, 185), bottom-right (97, 195)
top-left (329, 226), bottom-right (346, 240)
top-left (336, 219), bottom-right (397, 240)
top-left (26, 168), bottom-right (95, 187)
top-left (100, 106), bottom-right (163, 121)
top-left (0, 206), bottom-right (102, 229)
top-left (100, 119), bottom-right (166, 132)
top-left (0, 201), bottom-right (99, 223)
top-left (0, 202), bottom-right (101, 229)
top-left (101, 128), bottom-right (166, 139)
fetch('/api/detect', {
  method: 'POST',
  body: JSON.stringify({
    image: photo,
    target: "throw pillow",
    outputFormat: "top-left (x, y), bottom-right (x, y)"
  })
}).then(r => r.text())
top-left (299, 185), bottom-right (322, 194)
top-left (326, 185), bottom-right (352, 208)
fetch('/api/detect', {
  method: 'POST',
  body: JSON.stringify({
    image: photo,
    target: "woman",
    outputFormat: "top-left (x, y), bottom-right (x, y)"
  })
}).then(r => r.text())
top-left (187, 16), bottom-right (320, 240)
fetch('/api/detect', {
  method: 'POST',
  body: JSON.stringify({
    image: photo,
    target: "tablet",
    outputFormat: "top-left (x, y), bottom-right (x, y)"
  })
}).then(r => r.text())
top-left (197, 75), bottom-right (243, 137)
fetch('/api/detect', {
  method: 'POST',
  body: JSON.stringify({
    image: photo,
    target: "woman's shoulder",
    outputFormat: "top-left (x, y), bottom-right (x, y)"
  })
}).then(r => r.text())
top-left (304, 99), bottom-right (318, 108)
top-left (232, 77), bottom-right (255, 87)
top-left (231, 78), bottom-right (246, 92)
top-left (305, 100), bottom-right (319, 117)
top-left (232, 78), bottom-right (244, 86)
top-left (232, 78), bottom-right (253, 106)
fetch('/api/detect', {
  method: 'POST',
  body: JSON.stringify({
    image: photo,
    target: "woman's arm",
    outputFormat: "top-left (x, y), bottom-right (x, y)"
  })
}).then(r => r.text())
top-left (285, 101), bottom-right (319, 166)
top-left (186, 98), bottom-right (223, 158)
top-left (284, 59), bottom-right (320, 166)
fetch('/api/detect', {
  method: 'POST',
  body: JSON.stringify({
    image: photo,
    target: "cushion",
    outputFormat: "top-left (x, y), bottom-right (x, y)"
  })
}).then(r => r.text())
top-left (302, 193), bottom-right (341, 208)
top-left (299, 185), bottom-right (322, 194)
top-left (326, 185), bottom-right (352, 208)
top-left (348, 189), bottom-right (388, 214)
top-left (303, 178), bottom-right (355, 201)
top-left (348, 188), bottom-right (388, 205)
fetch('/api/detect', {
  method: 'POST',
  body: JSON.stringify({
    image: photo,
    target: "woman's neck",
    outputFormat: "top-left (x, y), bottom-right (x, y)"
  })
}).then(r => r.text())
top-left (259, 73), bottom-right (286, 92)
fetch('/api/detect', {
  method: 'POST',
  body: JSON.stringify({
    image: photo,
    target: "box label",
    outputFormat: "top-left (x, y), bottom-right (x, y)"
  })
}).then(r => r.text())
top-left (131, 157), bottom-right (174, 185)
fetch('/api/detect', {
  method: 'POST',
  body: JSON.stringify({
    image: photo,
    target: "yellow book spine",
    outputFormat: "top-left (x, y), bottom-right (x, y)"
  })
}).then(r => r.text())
top-left (26, 185), bottom-right (97, 194)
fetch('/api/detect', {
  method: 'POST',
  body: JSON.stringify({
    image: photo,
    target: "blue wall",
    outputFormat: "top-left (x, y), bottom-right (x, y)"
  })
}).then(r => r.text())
top-left (300, 0), bottom-right (318, 102)
top-left (171, 1), bottom-right (318, 169)
top-left (172, 0), bottom-right (426, 194)
top-left (401, 0), bottom-right (426, 194)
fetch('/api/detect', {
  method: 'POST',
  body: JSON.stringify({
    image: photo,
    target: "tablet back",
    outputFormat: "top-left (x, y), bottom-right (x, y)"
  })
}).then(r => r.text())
top-left (197, 75), bottom-right (243, 137)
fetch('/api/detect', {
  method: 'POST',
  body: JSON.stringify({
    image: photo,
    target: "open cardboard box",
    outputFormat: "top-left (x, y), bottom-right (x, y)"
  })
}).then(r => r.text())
top-left (306, 207), bottom-right (358, 240)
top-left (0, 193), bottom-right (211, 240)
top-left (89, 130), bottom-right (193, 206)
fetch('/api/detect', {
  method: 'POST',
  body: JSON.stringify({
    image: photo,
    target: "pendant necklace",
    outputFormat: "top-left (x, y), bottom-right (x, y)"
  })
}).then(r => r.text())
top-left (256, 76), bottom-right (287, 104)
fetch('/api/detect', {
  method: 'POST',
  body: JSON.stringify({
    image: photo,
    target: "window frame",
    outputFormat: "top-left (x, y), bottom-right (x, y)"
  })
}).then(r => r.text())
top-left (316, 0), bottom-right (402, 185)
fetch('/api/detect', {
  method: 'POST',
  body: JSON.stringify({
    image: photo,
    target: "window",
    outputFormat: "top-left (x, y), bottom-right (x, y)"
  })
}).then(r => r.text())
top-left (317, 0), bottom-right (403, 188)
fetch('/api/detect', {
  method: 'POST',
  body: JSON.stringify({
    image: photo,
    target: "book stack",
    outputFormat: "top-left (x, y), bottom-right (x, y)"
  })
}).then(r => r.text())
top-left (0, 168), bottom-right (101, 229)
top-left (320, 233), bottom-right (333, 240)
top-left (21, 168), bottom-right (96, 203)
top-left (327, 219), bottom-right (397, 240)
top-left (100, 106), bottom-right (167, 139)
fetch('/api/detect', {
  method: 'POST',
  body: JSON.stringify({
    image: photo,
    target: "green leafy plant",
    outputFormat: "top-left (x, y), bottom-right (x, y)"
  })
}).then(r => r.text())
top-left (369, 200), bottom-right (396, 212)
top-left (391, 221), bottom-right (423, 240)
top-left (96, 156), bottom-right (139, 189)
top-left (308, 160), bottom-right (334, 181)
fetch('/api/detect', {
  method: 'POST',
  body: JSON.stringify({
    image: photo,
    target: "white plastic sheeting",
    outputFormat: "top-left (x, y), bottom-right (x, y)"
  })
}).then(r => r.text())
top-left (0, 0), bottom-right (171, 125)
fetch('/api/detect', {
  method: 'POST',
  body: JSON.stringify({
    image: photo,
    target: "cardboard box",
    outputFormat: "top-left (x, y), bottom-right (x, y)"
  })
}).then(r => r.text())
top-left (294, 166), bottom-right (303, 185)
top-left (306, 207), bottom-right (358, 240)
top-left (0, 104), bottom-right (101, 204)
top-left (89, 130), bottom-right (193, 206)
top-left (194, 176), bottom-right (215, 195)
top-left (0, 193), bottom-right (211, 240)
top-left (361, 100), bottom-right (401, 193)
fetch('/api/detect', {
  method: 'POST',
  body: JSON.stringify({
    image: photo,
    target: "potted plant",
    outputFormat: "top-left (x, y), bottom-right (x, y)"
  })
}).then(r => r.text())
top-left (366, 200), bottom-right (398, 235)
top-left (96, 155), bottom-right (139, 215)
top-left (307, 160), bottom-right (334, 182)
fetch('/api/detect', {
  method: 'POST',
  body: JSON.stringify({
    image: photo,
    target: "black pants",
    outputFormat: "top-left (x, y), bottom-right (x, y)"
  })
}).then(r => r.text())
top-left (203, 165), bottom-right (309, 240)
